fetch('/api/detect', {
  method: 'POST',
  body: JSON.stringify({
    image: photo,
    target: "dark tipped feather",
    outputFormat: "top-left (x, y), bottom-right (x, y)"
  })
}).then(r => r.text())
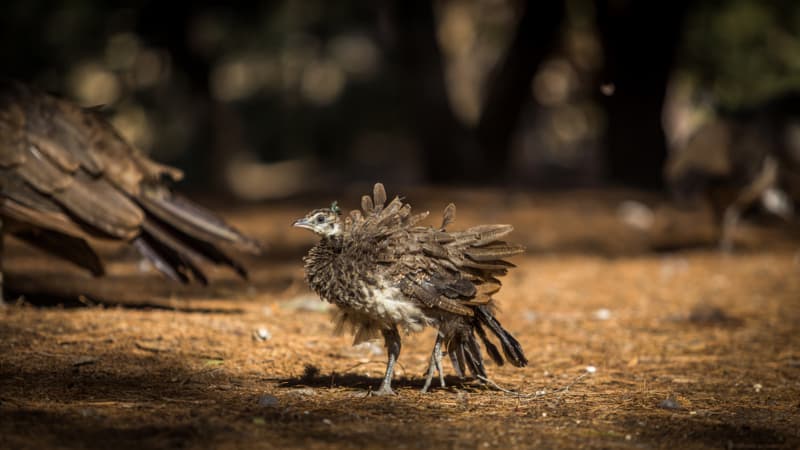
top-left (473, 321), bottom-right (504, 366)
top-left (133, 236), bottom-right (186, 283)
top-left (448, 347), bottom-right (465, 378)
top-left (456, 258), bottom-right (515, 271)
top-left (457, 224), bottom-right (515, 246)
top-left (452, 339), bottom-right (468, 378)
top-left (139, 188), bottom-right (261, 254)
top-left (140, 218), bottom-right (212, 284)
top-left (14, 228), bottom-right (104, 276)
top-left (464, 244), bottom-right (525, 261)
top-left (463, 334), bottom-right (487, 378)
top-left (476, 306), bottom-right (527, 367)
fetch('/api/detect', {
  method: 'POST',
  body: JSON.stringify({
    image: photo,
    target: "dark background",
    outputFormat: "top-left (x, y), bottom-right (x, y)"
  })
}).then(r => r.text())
top-left (2, 0), bottom-right (799, 198)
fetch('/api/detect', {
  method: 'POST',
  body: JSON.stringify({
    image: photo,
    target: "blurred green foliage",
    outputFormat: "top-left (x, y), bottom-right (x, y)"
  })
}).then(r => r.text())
top-left (682, 0), bottom-right (800, 108)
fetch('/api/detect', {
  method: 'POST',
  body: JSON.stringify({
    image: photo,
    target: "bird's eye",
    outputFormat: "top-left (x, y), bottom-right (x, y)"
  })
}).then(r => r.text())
top-left (316, 215), bottom-right (325, 223)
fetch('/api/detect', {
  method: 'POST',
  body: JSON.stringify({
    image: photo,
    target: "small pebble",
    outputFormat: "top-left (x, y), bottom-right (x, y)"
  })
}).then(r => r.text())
top-left (617, 200), bottom-right (655, 230)
top-left (586, 366), bottom-right (597, 374)
top-left (72, 356), bottom-right (98, 367)
top-left (658, 398), bottom-right (682, 410)
top-left (253, 327), bottom-right (271, 342)
top-left (258, 395), bottom-right (279, 408)
top-left (322, 418), bottom-right (333, 425)
top-left (753, 383), bottom-right (762, 393)
top-left (593, 308), bottom-right (612, 320)
top-left (291, 388), bottom-right (317, 397)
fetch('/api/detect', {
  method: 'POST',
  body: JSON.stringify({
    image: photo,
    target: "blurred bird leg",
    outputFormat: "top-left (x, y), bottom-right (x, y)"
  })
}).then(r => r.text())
top-left (376, 327), bottom-right (401, 396)
top-left (421, 331), bottom-right (446, 393)
top-left (720, 155), bottom-right (780, 252)
top-left (720, 207), bottom-right (741, 253)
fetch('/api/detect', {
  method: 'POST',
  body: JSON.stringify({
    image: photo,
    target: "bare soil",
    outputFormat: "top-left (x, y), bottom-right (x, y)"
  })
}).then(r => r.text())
top-left (1, 187), bottom-right (798, 449)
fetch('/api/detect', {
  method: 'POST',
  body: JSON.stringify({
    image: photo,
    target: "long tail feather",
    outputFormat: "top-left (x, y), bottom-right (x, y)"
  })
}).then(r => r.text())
top-left (130, 186), bottom-right (261, 282)
top-left (475, 306), bottom-right (528, 367)
top-left (139, 186), bottom-right (262, 254)
top-left (139, 218), bottom-right (212, 284)
top-left (462, 333), bottom-right (487, 378)
top-left (133, 236), bottom-right (186, 283)
top-left (473, 320), bottom-right (504, 366)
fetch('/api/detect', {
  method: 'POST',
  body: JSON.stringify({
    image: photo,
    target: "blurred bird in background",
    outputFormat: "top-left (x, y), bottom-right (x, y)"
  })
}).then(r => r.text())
top-left (664, 86), bottom-right (800, 251)
top-left (294, 183), bottom-right (527, 395)
top-left (0, 80), bottom-right (262, 301)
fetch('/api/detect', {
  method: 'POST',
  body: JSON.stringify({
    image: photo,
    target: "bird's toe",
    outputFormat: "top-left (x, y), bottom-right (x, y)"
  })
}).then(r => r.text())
top-left (372, 385), bottom-right (396, 396)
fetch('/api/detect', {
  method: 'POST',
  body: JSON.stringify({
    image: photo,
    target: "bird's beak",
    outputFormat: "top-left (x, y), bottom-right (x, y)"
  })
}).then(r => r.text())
top-left (293, 218), bottom-right (312, 230)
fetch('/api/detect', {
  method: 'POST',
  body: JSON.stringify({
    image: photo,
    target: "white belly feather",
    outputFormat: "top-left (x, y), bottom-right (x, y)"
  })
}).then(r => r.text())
top-left (362, 285), bottom-right (427, 331)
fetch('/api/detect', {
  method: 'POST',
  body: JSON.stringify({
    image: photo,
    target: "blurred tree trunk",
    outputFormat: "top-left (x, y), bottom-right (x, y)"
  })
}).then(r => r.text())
top-left (476, 0), bottom-right (565, 183)
top-left (136, 2), bottom-right (217, 190)
top-left (137, 2), bottom-right (262, 194)
top-left (380, 0), bottom-right (477, 183)
top-left (596, 0), bottom-right (689, 190)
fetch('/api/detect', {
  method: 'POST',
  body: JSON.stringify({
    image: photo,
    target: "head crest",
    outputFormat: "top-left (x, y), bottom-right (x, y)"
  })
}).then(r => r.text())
top-left (330, 201), bottom-right (341, 216)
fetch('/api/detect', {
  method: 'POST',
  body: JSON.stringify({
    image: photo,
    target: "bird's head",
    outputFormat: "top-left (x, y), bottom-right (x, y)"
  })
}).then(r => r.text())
top-left (293, 202), bottom-right (343, 237)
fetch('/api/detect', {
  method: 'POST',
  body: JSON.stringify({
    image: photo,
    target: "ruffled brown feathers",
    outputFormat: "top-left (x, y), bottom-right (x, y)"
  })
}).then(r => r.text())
top-left (296, 183), bottom-right (528, 393)
top-left (0, 80), bottom-right (262, 284)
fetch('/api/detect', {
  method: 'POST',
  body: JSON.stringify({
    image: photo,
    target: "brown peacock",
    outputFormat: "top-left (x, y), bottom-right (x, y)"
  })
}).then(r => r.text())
top-left (294, 183), bottom-right (527, 395)
top-left (0, 80), bottom-right (262, 299)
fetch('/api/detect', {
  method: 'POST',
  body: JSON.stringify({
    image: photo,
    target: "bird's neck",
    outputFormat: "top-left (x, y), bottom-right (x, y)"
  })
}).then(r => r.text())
top-left (320, 235), bottom-right (344, 252)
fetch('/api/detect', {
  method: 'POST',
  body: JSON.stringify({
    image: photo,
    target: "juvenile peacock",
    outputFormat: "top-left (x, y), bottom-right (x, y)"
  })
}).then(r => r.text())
top-left (294, 183), bottom-right (527, 395)
top-left (0, 80), bottom-right (262, 300)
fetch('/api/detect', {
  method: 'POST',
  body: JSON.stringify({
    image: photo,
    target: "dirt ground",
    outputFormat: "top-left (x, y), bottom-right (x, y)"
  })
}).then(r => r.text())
top-left (1, 187), bottom-right (798, 450)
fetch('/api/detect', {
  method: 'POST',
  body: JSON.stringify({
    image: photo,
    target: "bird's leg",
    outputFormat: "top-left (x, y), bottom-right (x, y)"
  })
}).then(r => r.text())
top-left (375, 327), bottom-right (401, 396)
top-left (421, 331), bottom-right (446, 393)
top-left (720, 205), bottom-right (740, 253)
top-left (434, 335), bottom-right (445, 388)
top-left (720, 155), bottom-right (779, 252)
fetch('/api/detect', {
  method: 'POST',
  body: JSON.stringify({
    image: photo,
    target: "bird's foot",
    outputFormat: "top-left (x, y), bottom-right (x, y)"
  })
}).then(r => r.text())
top-left (421, 361), bottom-right (436, 393)
top-left (371, 384), bottom-right (396, 396)
top-left (421, 374), bottom-right (434, 393)
top-left (420, 378), bottom-right (446, 393)
top-left (421, 334), bottom-right (446, 393)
